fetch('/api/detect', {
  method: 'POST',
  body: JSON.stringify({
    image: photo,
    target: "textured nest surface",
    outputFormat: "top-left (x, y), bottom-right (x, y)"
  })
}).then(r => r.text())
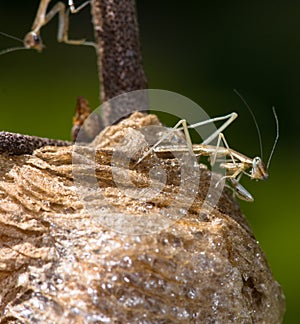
top-left (0, 113), bottom-right (285, 323)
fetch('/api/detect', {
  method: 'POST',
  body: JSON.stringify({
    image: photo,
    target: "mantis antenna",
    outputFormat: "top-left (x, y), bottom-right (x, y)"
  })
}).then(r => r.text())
top-left (0, 31), bottom-right (23, 43)
top-left (266, 107), bottom-right (279, 170)
top-left (233, 89), bottom-right (264, 160)
top-left (0, 32), bottom-right (27, 56)
top-left (233, 89), bottom-right (279, 171)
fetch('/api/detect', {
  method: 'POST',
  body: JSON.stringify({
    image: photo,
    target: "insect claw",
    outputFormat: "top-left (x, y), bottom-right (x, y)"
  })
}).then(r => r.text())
top-left (228, 178), bottom-right (254, 202)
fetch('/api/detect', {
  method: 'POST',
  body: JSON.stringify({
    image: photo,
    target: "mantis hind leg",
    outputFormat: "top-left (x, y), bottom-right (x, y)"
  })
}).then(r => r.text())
top-left (136, 113), bottom-right (238, 164)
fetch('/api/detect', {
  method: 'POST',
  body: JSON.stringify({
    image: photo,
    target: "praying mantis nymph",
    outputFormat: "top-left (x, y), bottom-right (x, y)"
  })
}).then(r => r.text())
top-left (0, 0), bottom-right (96, 55)
top-left (137, 108), bottom-right (279, 202)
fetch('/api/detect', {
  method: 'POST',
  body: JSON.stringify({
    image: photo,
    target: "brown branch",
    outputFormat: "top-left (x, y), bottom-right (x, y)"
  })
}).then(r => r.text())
top-left (91, 0), bottom-right (148, 127)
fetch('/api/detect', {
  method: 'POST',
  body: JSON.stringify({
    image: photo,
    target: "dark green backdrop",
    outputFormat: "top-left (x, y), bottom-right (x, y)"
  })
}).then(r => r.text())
top-left (1, 1), bottom-right (299, 322)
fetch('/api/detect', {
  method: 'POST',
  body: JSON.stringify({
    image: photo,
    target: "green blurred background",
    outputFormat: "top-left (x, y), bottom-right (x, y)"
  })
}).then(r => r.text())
top-left (0, 1), bottom-right (299, 322)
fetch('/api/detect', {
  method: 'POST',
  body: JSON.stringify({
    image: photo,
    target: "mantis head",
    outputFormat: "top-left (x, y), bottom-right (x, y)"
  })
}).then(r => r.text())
top-left (23, 31), bottom-right (45, 52)
top-left (251, 157), bottom-right (268, 180)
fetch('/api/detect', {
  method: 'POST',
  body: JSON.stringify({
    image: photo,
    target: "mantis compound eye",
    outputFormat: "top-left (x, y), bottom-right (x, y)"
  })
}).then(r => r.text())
top-left (23, 32), bottom-right (44, 52)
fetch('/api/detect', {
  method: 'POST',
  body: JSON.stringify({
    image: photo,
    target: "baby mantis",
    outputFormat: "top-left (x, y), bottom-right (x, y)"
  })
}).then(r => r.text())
top-left (0, 0), bottom-right (95, 55)
top-left (138, 108), bottom-right (279, 202)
